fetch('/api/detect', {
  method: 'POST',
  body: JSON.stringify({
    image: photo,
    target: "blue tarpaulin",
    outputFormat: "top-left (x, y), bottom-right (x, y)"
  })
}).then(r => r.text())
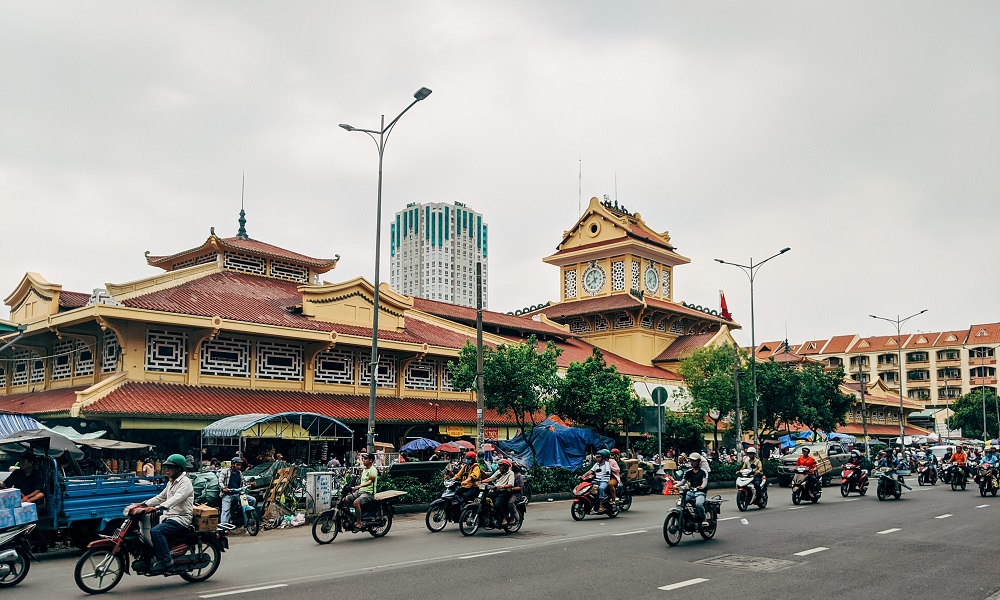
top-left (0, 414), bottom-right (41, 438)
top-left (496, 417), bottom-right (614, 470)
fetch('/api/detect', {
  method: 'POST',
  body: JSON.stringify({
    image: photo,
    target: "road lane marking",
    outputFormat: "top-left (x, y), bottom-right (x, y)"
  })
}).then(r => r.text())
top-left (876, 528), bottom-right (901, 534)
top-left (718, 516), bottom-right (740, 521)
top-left (200, 584), bottom-right (288, 598)
top-left (793, 547), bottom-right (829, 556)
top-left (459, 550), bottom-right (510, 560)
top-left (976, 504), bottom-right (990, 508)
top-left (658, 578), bottom-right (709, 591)
top-left (613, 530), bottom-right (647, 536)
top-left (935, 514), bottom-right (953, 519)
top-left (788, 507), bottom-right (804, 510)
top-left (841, 498), bottom-right (859, 502)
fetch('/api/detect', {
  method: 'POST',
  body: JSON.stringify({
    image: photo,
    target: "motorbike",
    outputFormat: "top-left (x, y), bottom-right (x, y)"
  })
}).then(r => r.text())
top-left (311, 475), bottom-right (406, 544)
top-left (946, 464), bottom-right (968, 491)
top-left (73, 507), bottom-right (230, 594)
top-left (840, 462), bottom-right (869, 497)
top-left (226, 485), bottom-right (260, 536)
top-left (0, 523), bottom-right (36, 588)
top-left (735, 468), bottom-right (768, 510)
top-left (974, 465), bottom-right (999, 497)
top-left (874, 467), bottom-right (912, 501)
top-left (458, 483), bottom-right (527, 536)
top-left (570, 477), bottom-right (620, 520)
top-left (790, 466), bottom-right (822, 504)
top-left (662, 484), bottom-right (725, 546)
top-left (916, 460), bottom-right (937, 486)
top-left (425, 479), bottom-right (467, 532)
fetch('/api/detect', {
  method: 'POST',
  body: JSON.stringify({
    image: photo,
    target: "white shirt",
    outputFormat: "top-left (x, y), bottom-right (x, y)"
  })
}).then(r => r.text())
top-left (590, 461), bottom-right (611, 482)
top-left (144, 472), bottom-right (194, 526)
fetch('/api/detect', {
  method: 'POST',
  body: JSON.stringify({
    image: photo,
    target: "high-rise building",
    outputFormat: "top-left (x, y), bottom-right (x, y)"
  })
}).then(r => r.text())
top-left (389, 201), bottom-right (488, 307)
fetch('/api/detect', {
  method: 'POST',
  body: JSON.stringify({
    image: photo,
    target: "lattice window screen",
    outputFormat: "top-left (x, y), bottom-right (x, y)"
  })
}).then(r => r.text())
top-left (359, 352), bottom-right (397, 388)
top-left (656, 319), bottom-right (667, 332)
top-left (611, 261), bottom-right (626, 291)
top-left (224, 252), bottom-right (266, 275)
top-left (594, 315), bottom-right (609, 332)
top-left (75, 341), bottom-right (94, 377)
top-left (440, 359), bottom-right (456, 391)
top-left (614, 312), bottom-right (635, 329)
top-left (640, 315), bottom-right (654, 329)
top-left (569, 317), bottom-right (591, 333)
top-left (314, 348), bottom-right (356, 385)
top-left (405, 359), bottom-right (438, 390)
top-left (270, 260), bottom-right (309, 282)
top-left (102, 331), bottom-right (121, 373)
top-left (12, 349), bottom-right (32, 386)
top-left (256, 341), bottom-right (303, 381)
top-left (631, 261), bottom-right (640, 290)
top-left (145, 329), bottom-right (188, 373)
top-left (52, 339), bottom-right (75, 380)
top-left (30, 356), bottom-right (44, 383)
top-left (200, 336), bottom-right (251, 377)
top-left (662, 270), bottom-right (671, 298)
top-left (174, 253), bottom-right (218, 269)
top-left (564, 270), bottom-right (577, 299)
top-left (669, 321), bottom-right (685, 335)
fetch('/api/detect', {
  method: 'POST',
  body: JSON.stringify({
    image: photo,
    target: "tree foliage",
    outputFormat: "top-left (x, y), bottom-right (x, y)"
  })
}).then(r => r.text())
top-left (949, 388), bottom-right (1000, 440)
top-left (549, 348), bottom-right (642, 435)
top-left (448, 335), bottom-right (561, 460)
top-left (633, 412), bottom-right (710, 457)
top-left (677, 344), bottom-right (747, 449)
top-left (756, 361), bottom-right (853, 437)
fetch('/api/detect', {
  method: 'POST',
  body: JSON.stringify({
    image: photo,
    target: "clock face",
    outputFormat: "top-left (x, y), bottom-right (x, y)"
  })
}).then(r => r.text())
top-left (644, 266), bottom-right (659, 292)
top-left (582, 265), bottom-right (606, 295)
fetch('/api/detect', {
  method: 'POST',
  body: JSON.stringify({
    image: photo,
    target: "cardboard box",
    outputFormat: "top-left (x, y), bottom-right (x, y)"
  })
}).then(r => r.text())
top-left (193, 504), bottom-right (219, 531)
top-left (0, 488), bottom-right (19, 511)
top-left (0, 509), bottom-right (14, 529)
top-left (623, 459), bottom-right (639, 480)
top-left (13, 502), bottom-right (37, 525)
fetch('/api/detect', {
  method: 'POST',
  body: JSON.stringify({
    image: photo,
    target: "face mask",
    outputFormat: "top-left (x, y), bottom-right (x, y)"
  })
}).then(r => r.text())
top-left (465, 459), bottom-right (473, 465)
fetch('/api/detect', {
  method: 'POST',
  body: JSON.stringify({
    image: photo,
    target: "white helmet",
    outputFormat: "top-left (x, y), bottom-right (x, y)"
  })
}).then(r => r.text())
top-left (688, 452), bottom-right (703, 462)
top-left (746, 447), bottom-right (757, 454)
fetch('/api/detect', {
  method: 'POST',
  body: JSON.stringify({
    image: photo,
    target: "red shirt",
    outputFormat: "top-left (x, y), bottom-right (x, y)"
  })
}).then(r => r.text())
top-left (796, 455), bottom-right (818, 472)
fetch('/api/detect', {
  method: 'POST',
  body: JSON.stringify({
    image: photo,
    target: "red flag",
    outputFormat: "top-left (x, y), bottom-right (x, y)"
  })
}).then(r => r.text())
top-left (720, 290), bottom-right (733, 321)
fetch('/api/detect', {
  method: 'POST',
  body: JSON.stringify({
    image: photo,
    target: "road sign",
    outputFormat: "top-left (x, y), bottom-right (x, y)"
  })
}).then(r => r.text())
top-left (651, 386), bottom-right (668, 406)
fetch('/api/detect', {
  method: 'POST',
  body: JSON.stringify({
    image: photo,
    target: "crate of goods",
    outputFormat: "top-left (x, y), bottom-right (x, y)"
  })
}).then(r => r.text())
top-left (13, 502), bottom-right (37, 525)
top-left (0, 488), bottom-right (20, 511)
top-left (623, 459), bottom-right (639, 480)
top-left (815, 456), bottom-right (833, 477)
top-left (193, 504), bottom-right (219, 531)
top-left (0, 509), bottom-right (14, 529)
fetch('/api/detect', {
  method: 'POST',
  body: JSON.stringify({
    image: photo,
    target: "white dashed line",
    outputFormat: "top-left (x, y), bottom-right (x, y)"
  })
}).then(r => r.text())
top-left (976, 504), bottom-right (990, 508)
top-left (718, 516), bottom-right (740, 521)
top-left (459, 550), bottom-right (510, 560)
top-left (658, 578), bottom-right (709, 591)
top-left (613, 530), bottom-right (647, 536)
top-left (934, 514), bottom-right (953, 519)
top-left (201, 585), bottom-right (288, 598)
top-left (793, 547), bottom-right (829, 556)
top-left (876, 528), bottom-right (901, 534)
top-left (841, 498), bottom-right (859, 502)
top-left (788, 507), bottom-right (805, 510)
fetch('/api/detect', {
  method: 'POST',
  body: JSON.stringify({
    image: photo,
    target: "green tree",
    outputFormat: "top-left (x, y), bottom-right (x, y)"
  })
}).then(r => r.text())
top-left (677, 344), bottom-right (745, 450)
top-left (948, 388), bottom-right (1000, 439)
top-left (634, 411), bottom-right (710, 456)
top-left (549, 348), bottom-right (643, 436)
top-left (794, 363), bottom-right (853, 436)
top-left (756, 360), bottom-right (805, 435)
top-left (448, 335), bottom-right (562, 461)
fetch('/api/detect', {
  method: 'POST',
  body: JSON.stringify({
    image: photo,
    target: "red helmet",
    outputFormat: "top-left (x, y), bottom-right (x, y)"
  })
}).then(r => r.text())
top-left (499, 458), bottom-right (512, 467)
top-left (465, 451), bottom-right (477, 459)
top-left (611, 448), bottom-right (621, 455)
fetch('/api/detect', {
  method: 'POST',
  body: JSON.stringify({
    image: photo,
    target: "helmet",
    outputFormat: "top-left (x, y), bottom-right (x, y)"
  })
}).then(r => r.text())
top-left (231, 456), bottom-right (244, 464)
top-left (688, 452), bottom-right (702, 462)
top-left (746, 447), bottom-right (757, 454)
top-left (465, 451), bottom-right (477, 460)
top-left (611, 448), bottom-right (621, 455)
top-left (598, 449), bottom-right (611, 459)
top-left (164, 454), bottom-right (187, 470)
top-left (851, 450), bottom-right (861, 458)
top-left (499, 458), bottom-right (512, 467)
top-left (801, 447), bottom-right (810, 454)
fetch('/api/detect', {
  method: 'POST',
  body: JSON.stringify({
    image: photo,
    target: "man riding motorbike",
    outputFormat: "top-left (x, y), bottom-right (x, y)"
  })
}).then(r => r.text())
top-left (131, 454), bottom-right (193, 574)
top-left (951, 445), bottom-right (969, 478)
top-left (452, 451), bottom-right (483, 503)
top-left (981, 447), bottom-right (999, 467)
top-left (608, 448), bottom-right (623, 501)
top-left (218, 456), bottom-right (255, 526)
top-left (580, 450), bottom-right (613, 512)
top-left (681, 452), bottom-right (710, 527)
top-left (740, 446), bottom-right (764, 499)
top-left (345, 453), bottom-right (378, 530)
top-left (480, 458), bottom-right (516, 525)
top-left (796, 447), bottom-right (819, 494)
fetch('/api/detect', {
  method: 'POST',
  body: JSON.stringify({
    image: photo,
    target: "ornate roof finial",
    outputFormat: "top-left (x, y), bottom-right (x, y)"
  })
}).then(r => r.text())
top-left (236, 171), bottom-right (249, 239)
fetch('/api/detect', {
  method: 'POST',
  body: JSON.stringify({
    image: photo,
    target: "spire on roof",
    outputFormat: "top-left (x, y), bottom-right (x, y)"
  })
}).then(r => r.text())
top-left (236, 171), bottom-right (249, 240)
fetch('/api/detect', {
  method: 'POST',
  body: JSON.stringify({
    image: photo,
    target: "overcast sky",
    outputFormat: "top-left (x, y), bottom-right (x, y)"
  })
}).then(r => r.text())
top-left (2, 1), bottom-right (997, 346)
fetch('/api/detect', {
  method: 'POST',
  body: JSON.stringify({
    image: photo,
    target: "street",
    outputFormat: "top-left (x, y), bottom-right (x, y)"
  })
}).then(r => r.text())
top-left (17, 481), bottom-right (999, 599)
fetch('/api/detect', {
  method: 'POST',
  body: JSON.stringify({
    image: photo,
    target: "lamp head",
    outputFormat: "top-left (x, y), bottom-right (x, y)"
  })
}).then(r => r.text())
top-left (780, 247), bottom-right (791, 253)
top-left (339, 124), bottom-right (355, 131)
top-left (714, 258), bottom-right (725, 264)
top-left (414, 87), bottom-right (432, 101)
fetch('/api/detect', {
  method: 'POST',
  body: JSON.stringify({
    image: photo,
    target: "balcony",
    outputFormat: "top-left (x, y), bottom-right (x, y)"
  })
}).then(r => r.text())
top-left (936, 355), bottom-right (961, 365)
top-left (970, 377), bottom-right (998, 386)
top-left (906, 378), bottom-right (931, 387)
top-left (876, 361), bottom-right (899, 371)
top-left (906, 358), bottom-right (930, 366)
top-left (970, 357), bottom-right (997, 367)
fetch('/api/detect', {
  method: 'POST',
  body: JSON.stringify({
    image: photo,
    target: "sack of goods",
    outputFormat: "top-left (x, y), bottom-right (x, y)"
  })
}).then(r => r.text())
top-left (13, 502), bottom-right (37, 525)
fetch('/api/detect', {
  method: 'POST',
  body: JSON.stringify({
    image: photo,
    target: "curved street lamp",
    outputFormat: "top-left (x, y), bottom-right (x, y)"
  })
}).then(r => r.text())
top-left (340, 86), bottom-right (433, 454)
top-left (870, 309), bottom-right (927, 447)
top-left (715, 247), bottom-right (791, 448)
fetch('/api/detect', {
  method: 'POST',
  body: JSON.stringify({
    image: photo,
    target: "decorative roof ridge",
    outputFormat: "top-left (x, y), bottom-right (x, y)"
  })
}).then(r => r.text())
top-left (147, 232), bottom-right (339, 270)
top-left (4, 272), bottom-right (61, 308)
top-left (106, 261), bottom-right (222, 301)
top-left (404, 309), bottom-right (511, 347)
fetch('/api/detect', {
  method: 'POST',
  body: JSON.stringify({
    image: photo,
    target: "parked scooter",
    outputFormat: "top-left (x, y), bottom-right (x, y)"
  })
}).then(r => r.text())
top-left (662, 484), bottom-right (725, 546)
top-left (735, 468), bottom-right (768, 510)
top-left (570, 478), bottom-right (619, 520)
top-left (73, 507), bottom-right (231, 594)
top-left (874, 467), bottom-right (912, 501)
top-left (311, 475), bottom-right (406, 544)
top-left (916, 460), bottom-right (937, 486)
top-left (974, 465), bottom-right (998, 497)
top-left (790, 466), bottom-right (822, 504)
top-left (425, 479), bottom-right (467, 532)
top-left (0, 523), bottom-right (36, 588)
top-left (840, 462), bottom-right (869, 497)
top-left (458, 483), bottom-right (526, 536)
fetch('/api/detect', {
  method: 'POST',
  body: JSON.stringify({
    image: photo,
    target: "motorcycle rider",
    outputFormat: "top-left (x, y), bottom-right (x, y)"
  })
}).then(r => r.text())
top-left (796, 447), bottom-right (819, 495)
top-left (608, 448), bottom-right (623, 502)
top-left (452, 451), bottom-right (483, 504)
top-left (580, 449), bottom-right (613, 511)
top-left (740, 446), bottom-right (764, 499)
top-left (133, 454), bottom-right (193, 574)
top-left (681, 452), bottom-right (709, 527)
top-left (951, 445), bottom-right (969, 479)
top-left (218, 456), bottom-right (255, 526)
top-left (480, 458), bottom-right (516, 524)
top-left (344, 453), bottom-right (378, 530)
top-left (981, 447), bottom-right (999, 467)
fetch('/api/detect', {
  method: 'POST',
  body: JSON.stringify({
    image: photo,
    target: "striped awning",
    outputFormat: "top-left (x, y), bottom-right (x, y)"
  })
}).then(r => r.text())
top-left (0, 413), bottom-right (42, 437)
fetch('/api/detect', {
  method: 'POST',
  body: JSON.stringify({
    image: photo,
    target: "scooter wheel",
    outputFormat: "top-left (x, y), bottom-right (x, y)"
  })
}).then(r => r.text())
top-left (74, 549), bottom-right (125, 594)
top-left (179, 539), bottom-right (222, 582)
top-left (840, 483), bottom-right (850, 497)
top-left (663, 513), bottom-right (682, 546)
top-left (736, 492), bottom-right (748, 512)
top-left (425, 506), bottom-right (448, 532)
top-left (245, 513), bottom-right (260, 537)
top-left (311, 513), bottom-right (339, 544)
top-left (0, 547), bottom-right (28, 588)
top-left (570, 501), bottom-right (586, 521)
top-left (791, 490), bottom-right (802, 505)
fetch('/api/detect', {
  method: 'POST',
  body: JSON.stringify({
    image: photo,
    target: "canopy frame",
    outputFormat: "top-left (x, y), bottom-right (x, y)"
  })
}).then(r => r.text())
top-left (200, 412), bottom-right (355, 459)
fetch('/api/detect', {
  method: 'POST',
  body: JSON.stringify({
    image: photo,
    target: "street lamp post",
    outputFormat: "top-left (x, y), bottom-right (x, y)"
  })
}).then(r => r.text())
top-left (340, 86), bottom-right (433, 454)
top-left (715, 247), bottom-right (791, 448)
top-left (870, 309), bottom-right (927, 449)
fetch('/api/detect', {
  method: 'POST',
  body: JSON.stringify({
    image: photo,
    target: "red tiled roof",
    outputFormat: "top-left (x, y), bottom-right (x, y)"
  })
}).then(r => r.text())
top-left (797, 340), bottom-right (828, 356)
top-left (644, 296), bottom-right (739, 326)
top-left (81, 382), bottom-right (522, 424)
top-left (626, 224), bottom-right (676, 251)
top-left (147, 236), bottom-right (337, 269)
top-left (902, 332), bottom-right (938, 349)
top-left (754, 341), bottom-right (783, 358)
top-left (411, 297), bottom-right (571, 338)
top-left (0, 387), bottom-right (83, 415)
top-left (824, 335), bottom-right (858, 354)
top-left (547, 338), bottom-right (682, 380)
top-left (537, 294), bottom-right (737, 327)
top-left (847, 335), bottom-right (904, 354)
top-left (653, 333), bottom-right (718, 362)
top-left (59, 291), bottom-right (91, 309)
top-left (836, 424), bottom-right (931, 437)
top-left (121, 271), bottom-right (470, 348)
top-left (935, 330), bottom-right (969, 346)
top-left (967, 323), bottom-right (1000, 345)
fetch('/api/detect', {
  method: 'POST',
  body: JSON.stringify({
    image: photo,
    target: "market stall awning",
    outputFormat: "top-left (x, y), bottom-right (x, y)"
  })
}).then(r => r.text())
top-left (0, 413), bottom-right (42, 437)
top-left (202, 412), bottom-right (354, 441)
top-left (76, 439), bottom-right (155, 451)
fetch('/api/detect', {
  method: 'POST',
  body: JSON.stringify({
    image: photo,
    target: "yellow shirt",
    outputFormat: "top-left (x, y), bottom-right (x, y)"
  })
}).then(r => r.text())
top-left (455, 463), bottom-right (481, 488)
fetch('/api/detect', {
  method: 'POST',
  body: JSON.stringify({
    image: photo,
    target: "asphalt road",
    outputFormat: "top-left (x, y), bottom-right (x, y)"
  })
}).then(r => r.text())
top-left (16, 480), bottom-right (1000, 599)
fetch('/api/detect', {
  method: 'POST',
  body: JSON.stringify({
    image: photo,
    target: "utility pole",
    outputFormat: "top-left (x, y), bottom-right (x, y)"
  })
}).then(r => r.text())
top-left (733, 345), bottom-right (742, 447)
top-left (858, 363), bottom-right (870, 463)
top-left (476, 262), bottom-right (485, 450)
